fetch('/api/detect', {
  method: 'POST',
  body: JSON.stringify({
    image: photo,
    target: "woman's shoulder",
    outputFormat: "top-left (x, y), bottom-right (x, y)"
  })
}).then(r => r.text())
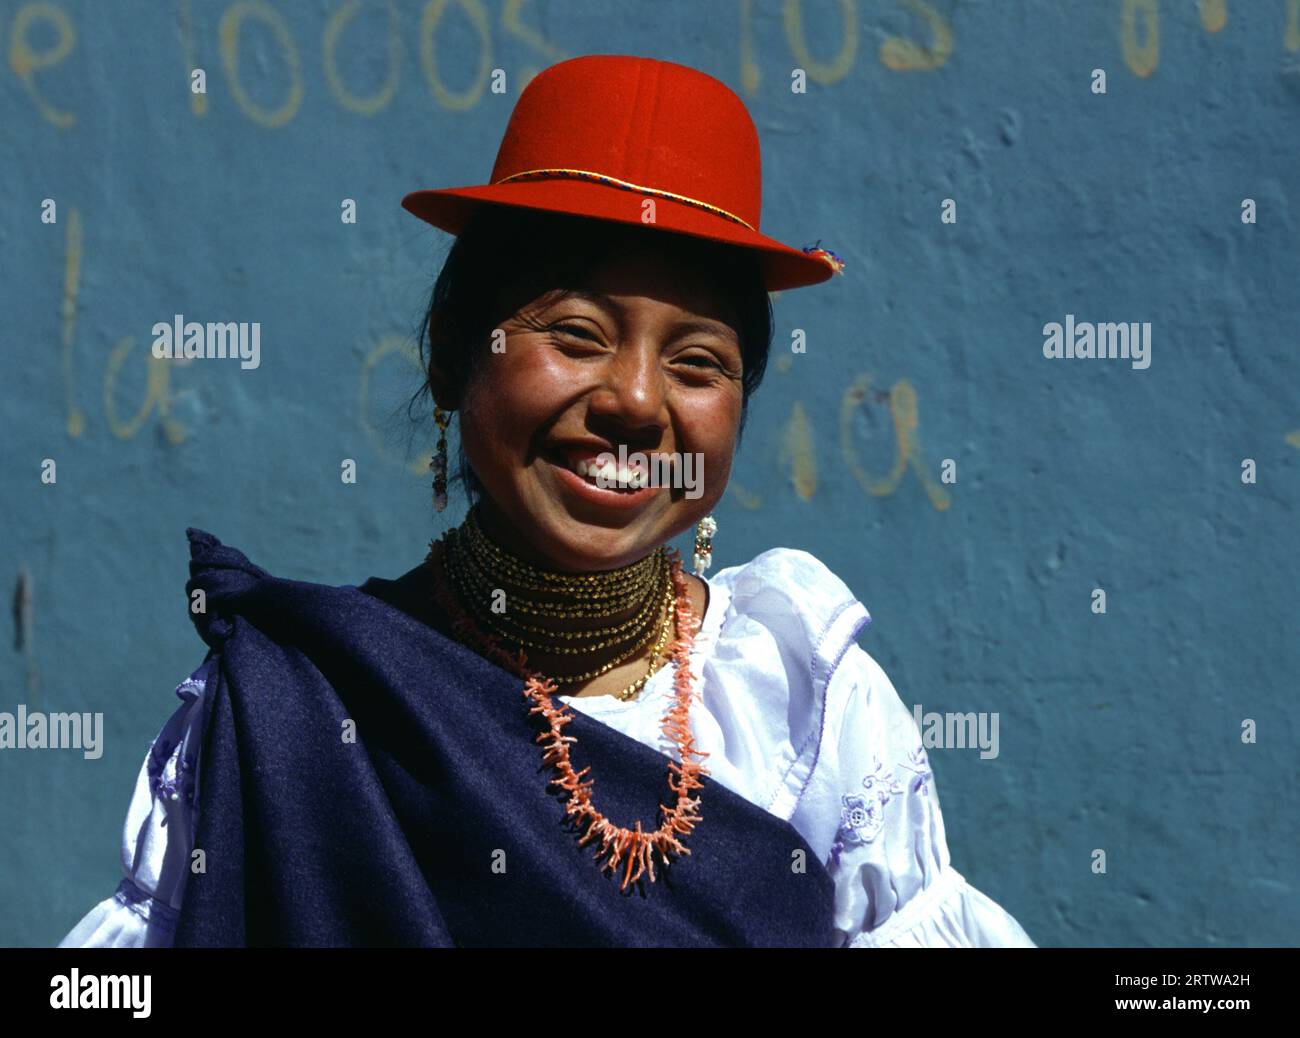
top-left (694, 545), bottom-right (873, 819)
top-left (712, 543), bottom-right (849, 583)
top-left (184, 526), bottom-right (424, 646)
top-left (707, 545), bottom-right (872, 673)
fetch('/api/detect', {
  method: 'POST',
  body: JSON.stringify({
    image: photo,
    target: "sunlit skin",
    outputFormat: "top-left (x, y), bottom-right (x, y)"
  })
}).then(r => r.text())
top-left (429, 239), bottom-right (747, 697)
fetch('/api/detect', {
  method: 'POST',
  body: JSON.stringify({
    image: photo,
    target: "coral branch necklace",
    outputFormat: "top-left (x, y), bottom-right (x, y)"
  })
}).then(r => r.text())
top-left (423, 519), bottom-right (711, 891)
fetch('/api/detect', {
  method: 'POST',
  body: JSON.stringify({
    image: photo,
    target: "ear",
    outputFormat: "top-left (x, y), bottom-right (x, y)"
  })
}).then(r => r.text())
top-left (425, 307), bottom-right (460, 411)
top-left (427, 361), bottom-right (458, 411)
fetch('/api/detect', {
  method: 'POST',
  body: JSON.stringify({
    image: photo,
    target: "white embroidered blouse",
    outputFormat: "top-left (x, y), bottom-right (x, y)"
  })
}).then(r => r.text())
top-left (58, 546), bottom-right (1036, 949)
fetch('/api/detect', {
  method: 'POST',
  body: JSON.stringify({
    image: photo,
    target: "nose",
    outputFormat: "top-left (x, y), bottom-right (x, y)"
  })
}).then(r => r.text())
top-left (586, 340), bottom-right (669, 439)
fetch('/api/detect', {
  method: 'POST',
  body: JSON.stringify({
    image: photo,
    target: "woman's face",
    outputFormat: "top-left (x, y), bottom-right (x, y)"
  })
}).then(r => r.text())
top-left (450, 240), bottom-right (745, 572)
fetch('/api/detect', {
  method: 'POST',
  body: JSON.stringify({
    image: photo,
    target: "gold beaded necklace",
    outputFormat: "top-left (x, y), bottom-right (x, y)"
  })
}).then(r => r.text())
top-left (458, 507), bottom-right (662, 613)
top-left (440, 505), bottom-right (674, 701)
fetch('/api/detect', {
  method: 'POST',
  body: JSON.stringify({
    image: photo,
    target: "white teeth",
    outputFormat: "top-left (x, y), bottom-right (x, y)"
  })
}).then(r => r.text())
top-left (570, 457), bottom-right (643, 489)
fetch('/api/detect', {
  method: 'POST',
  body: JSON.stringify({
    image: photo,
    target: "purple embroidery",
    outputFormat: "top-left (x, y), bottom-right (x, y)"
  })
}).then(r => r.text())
top-left (829, 756), bottom-right (904, 867)
top-left (145, 665), bottom-right (209, 807)
top-left (153, 771), bottom-right (183, 803)
top-left (147, 732), bottom-right (196, 808)
top-left (148, 742), bottom-right (194, 806)
top-left (898, 746), bottom-right (933, 796)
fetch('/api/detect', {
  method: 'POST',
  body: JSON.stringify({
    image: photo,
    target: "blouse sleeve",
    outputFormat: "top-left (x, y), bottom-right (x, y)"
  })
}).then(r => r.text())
top-left (796, 643), bottom-right (1036, 948)
top-left (57, 658), bottom-right (212, 948)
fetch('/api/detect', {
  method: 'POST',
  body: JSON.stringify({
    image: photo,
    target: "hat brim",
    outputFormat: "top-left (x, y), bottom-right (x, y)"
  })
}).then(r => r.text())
top-left (401, 179), bottom-right (839, 292)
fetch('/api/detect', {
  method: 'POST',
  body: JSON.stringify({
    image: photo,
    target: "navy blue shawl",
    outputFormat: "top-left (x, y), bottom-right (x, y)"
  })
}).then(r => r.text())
top-left (172, 528), bottom-right (837, 947)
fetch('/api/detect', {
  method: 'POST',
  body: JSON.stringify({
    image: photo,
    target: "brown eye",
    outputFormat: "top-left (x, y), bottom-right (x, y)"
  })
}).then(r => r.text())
top-left (552, 323), bottom-right (596, 341)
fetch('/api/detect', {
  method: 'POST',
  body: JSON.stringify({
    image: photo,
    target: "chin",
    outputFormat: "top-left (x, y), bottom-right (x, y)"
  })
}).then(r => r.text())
top-left (536, 521), bottom-right (652, 569)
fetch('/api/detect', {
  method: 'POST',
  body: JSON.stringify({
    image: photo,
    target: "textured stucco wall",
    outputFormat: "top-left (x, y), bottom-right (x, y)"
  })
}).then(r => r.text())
top-left (2, 0), bottom-right (1297, 946)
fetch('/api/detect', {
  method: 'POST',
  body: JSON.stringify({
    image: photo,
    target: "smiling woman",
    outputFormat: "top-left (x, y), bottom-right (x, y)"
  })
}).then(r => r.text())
top-left (58, 54), bottom-right (1034, 948)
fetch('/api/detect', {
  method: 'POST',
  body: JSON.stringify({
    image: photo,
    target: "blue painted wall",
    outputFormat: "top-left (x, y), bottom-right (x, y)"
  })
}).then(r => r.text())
top-left (2, 0), bottom-right (1297, 947)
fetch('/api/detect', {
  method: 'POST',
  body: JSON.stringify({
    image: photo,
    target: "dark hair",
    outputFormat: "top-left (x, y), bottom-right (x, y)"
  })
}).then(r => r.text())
top-left (407, 205), bottom-right (773, 504)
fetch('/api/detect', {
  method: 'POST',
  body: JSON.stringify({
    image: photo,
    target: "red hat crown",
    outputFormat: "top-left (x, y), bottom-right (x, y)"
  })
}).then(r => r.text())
top-left (489, 54), bottom-right (762, 231)
top-left (402, 54), bottom-right (844, 291)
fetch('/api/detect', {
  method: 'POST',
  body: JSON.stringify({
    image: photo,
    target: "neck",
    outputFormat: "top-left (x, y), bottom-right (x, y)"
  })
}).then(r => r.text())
top-left (442, 502), bottom-right (674, 687)
top-left (478, 497), bottom-right (660, 574)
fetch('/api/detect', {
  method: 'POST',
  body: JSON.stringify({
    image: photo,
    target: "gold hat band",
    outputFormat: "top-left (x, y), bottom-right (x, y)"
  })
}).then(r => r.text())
top-left (492, 167), bottom-right (757, 232)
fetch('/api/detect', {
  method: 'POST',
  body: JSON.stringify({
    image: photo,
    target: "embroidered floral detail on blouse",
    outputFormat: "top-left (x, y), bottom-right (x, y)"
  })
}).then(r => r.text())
top-left (144, 663), bottom-right (209, 809)
top-left (147, 737), bottom-right (195, 807)
top-left (898, 746), bottom-right (933, 796)
top-left (829, 757), bottom-right (904, 867)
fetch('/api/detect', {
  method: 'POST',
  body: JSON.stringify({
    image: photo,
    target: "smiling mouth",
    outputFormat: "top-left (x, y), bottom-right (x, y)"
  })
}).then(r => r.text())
top-left (542, 448), bottom-right (652, 494)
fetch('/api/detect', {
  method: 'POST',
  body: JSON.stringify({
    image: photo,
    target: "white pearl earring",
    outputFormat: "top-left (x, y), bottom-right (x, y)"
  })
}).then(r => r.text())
top-left (693, 514), bottom-right (717, 575)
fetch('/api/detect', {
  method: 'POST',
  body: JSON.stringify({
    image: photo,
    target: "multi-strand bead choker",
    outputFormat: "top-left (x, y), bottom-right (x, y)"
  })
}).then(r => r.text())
top-left (440, 505), bottom-right (675, 702)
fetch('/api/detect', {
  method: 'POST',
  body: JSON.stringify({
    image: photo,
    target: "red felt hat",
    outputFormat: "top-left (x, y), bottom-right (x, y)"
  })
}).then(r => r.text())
top-left (401, 54), bottom-right (844, 292)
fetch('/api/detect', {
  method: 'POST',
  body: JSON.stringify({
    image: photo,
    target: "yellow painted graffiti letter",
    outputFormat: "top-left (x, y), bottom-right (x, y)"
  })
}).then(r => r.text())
top-left (839, 373), bottom-right (950, 510)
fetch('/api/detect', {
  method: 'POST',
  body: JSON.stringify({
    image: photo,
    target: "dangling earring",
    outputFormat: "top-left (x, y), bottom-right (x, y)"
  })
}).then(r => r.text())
top-left (431, 406), bottom-right (451, 513)
top-left (693, 514), bottom-right (717, 576)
